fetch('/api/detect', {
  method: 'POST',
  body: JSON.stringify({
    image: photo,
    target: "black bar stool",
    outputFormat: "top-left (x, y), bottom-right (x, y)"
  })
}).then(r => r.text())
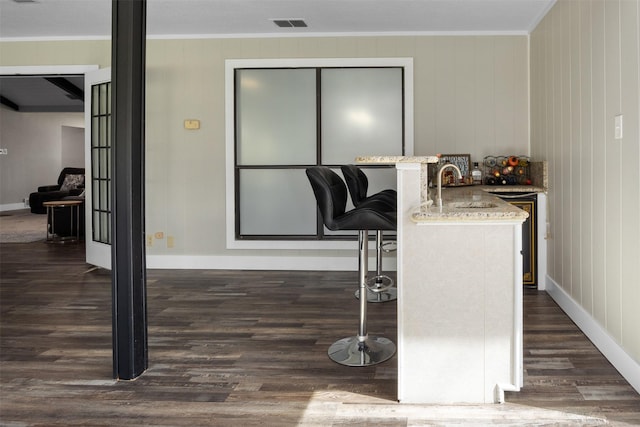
top-left (341, 164), bottom-right (397, 303)
top-left (306, 166), bottom-right (396, 367)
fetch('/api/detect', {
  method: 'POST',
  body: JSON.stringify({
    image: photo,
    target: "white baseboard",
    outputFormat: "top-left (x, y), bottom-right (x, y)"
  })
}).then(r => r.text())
top-left (545, 275), bottom-right (640, 394)
top-left (0, 203), bottom-right (28, 212)
top-left (536, 193), bottom-right (547, 291)
top-left (147, 254), bottom-right (397, 272)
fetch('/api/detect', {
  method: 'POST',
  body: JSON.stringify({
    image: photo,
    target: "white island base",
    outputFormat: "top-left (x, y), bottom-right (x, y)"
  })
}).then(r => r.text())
top-left (394, 162), bottom-right (525, 404)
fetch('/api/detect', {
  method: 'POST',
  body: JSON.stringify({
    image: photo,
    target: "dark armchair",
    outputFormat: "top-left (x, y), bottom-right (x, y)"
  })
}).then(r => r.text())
top-left (29, 167), bottom-right (85, 214)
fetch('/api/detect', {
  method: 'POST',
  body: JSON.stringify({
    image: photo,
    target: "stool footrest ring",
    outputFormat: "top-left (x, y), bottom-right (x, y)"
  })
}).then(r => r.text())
top-left (381, 241), bottom-right (397, 253)
top-left (355, 286), bottom-right (397, 303)
top-left (366, 274), bottom-right (394, 293)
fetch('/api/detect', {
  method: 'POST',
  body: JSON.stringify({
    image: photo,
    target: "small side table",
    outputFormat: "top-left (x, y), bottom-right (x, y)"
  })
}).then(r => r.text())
top-left (42, 200), bottom-right (83, 244)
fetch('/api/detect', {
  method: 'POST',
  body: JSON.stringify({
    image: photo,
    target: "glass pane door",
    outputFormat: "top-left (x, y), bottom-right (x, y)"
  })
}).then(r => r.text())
top-left (91, 81), bottom-right (111, 244)
top-left (84, 67), bottom-right (112, 269)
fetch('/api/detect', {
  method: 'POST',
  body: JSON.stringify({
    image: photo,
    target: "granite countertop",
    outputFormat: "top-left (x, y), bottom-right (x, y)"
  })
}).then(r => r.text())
top-left (474, 184), bottom-right (546, 193)
top-left (355, 155), bottom-right (546, 222)
top-left (356, 156), bottom-right (548, 191)
top-left (411, 187), bottom-right (530, 223)
top-left (355, 155), bottom-right (439, 164)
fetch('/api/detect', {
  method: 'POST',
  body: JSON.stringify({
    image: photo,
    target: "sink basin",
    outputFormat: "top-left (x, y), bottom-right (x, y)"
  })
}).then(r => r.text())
top-left (447, 201), bottom-right (498, 209)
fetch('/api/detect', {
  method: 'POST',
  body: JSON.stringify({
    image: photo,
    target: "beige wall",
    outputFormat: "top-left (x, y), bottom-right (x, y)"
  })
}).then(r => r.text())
top-left (531, 0), bottom-right (640, 366)
top-left (0, 36), bottom-right (529, 259)
top-left (144, 36), bottom-right (529, 258)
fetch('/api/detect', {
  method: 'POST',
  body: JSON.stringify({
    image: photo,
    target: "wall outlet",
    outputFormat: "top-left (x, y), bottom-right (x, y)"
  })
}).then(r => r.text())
top-left (23, 198), bottom-right (29, 207)
top-left (146, 235), bottom-right (153, 247)
top-left (615, 114), bottom-right (623, 140)
top-left (167, 236), bottom-right (174, 248)
top-left (184, 119), bottom-right (200, 130)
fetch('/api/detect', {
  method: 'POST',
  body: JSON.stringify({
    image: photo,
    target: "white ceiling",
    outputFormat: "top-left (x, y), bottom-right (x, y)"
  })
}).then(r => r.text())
top-left (0, 0), bottom-right (556, 40)
top-left (0, 0), bottom-right (556, 112)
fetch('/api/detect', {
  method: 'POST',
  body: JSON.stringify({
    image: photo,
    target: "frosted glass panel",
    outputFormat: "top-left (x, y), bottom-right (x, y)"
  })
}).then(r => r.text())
top-left (321, 68), bottom-right (403, 165)
top-left (239, 169), bottom-right (317, 235)
top-left (355, 167), bottom-right (397, 196)
top-left (236, 69), bottom-right (317, 165)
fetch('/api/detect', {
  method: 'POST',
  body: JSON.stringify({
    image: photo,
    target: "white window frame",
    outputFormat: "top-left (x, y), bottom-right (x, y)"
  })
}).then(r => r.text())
top-left (225, 58), bottom-right (414, 250)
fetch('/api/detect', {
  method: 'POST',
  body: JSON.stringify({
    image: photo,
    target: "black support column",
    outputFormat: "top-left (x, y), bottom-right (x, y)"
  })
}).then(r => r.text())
top-left (111, 0), bottom-right (148, 380)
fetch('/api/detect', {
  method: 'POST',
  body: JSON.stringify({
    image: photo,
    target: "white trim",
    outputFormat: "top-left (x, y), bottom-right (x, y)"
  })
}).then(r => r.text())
top-left (546, 275), bottom-right (640, 395)
top-left (526, 34), bottom-right (532, 156)
top-left (536, 193), bottom-right (548, 290)
top-left (84, 67), bottom-right (112, 270)
top-left (0, 65), bottom-right (99, 75)
top-left (147, 254), bottom-right (397, 271)
top-left (395, 162), bottom-right (421, 403)
top-left (513, 223), bottom-right (524, 389)
top-left (0, 36), bottom-right (110, 42)
top-left (0, 31), bottom-right (531, 43)
top-left (0, 64), bottom-right (99, 229)
top-left (225, 57), bottom-right (414, 250)
top-left (226, 57), bottom-right (414, 69)
top-left (0, 203), bottom-right (27, 212)
top-left (213, 237), bottom-right (396, 251)
top-left (148, 31), bottom-right (531, 40)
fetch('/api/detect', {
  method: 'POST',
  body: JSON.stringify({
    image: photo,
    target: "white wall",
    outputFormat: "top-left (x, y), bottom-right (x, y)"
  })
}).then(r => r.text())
top-left (531, 0), bottom-right (640, 381)
top-left (61, 125), bottom-right (85, 169)
top-left (0, 108), bottom-right (84, 209)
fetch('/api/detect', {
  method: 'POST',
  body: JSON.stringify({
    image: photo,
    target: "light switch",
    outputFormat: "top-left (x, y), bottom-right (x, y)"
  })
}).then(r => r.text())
top-left (615, 114), bottom-right (623, 140)
top-left (184, 119), bottom-right (200, 130)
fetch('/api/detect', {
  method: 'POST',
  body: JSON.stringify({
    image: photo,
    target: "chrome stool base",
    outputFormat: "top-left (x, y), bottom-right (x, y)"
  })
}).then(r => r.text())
top-left (328, 335), bottom-right (396, 367)
top-left (355, 286), bottom-right (397, 303)
top-left (355, 230), bottom-right (397, 303)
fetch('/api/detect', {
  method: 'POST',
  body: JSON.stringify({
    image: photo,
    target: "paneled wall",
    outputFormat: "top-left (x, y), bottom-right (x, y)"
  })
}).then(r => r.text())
top-left (0, 35), bottom-right (529, 262)
top-left (144, 35), bottom-right (529, 259)
top-left (530, 0), bottom-right (640, 366)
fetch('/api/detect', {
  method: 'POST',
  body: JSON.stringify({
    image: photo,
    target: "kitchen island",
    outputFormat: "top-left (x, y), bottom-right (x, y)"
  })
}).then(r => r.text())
top-left (359, 157), bottom-right (529, 404)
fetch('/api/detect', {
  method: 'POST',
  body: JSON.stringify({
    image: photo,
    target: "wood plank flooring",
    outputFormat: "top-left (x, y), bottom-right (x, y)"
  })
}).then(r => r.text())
top-left (1, 241), bottom-right (639, 426)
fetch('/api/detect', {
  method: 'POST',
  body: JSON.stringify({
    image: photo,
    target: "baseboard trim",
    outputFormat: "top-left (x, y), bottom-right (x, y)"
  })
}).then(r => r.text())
top-left (147, 254), bottom-right (397, 272)
top-left (0, 203), bottom-right (27, 212)
top-left (545, 275), bottom-right (640, 394)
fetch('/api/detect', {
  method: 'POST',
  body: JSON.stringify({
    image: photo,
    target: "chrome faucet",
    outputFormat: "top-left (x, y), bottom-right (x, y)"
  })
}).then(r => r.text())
top-left (436, 163), bottom-right (463, 207)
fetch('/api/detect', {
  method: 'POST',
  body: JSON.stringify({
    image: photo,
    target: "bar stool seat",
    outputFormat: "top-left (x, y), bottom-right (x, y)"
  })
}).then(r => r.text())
top-left (306, 166), bottom-right (396, 367)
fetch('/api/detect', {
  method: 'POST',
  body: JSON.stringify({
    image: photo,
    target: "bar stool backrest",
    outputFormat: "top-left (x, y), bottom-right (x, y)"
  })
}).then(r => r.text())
top-left (305, 167), bottom-right (348, 230)
top-left (340, 164), bottom-right (368, 207)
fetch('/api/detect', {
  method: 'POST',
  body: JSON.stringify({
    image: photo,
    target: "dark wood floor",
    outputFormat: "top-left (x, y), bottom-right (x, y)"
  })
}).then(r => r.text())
top-left (1, 241), bottom-right (639, 426)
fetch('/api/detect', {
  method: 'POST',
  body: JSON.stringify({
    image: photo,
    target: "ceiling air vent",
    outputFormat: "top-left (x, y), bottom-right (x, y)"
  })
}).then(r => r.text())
top-left (272, 19), bottom-right (307, 28)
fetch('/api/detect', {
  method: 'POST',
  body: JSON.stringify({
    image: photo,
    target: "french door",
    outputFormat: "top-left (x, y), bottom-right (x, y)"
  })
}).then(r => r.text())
top-left (84, 68), bottom-right (112, 269)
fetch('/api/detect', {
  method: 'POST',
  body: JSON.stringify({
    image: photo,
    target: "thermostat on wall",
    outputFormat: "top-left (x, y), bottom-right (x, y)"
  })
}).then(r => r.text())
top-left (184, 119), bottom-right (200, 130)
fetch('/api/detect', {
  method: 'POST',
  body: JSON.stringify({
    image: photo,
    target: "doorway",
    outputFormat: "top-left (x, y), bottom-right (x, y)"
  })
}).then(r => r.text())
top-left (0, 65), bottom-right (98, 247)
